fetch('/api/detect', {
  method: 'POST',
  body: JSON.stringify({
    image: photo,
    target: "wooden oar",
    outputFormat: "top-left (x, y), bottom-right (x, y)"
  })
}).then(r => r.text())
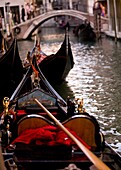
top-left (34, 98), bottom-right (111, 170)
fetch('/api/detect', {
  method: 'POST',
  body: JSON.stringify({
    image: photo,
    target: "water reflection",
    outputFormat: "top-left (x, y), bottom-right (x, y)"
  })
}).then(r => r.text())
top-left (18, 28), bottom-right (121, 154)
top-left (66, 38), bottom-right (121, 154)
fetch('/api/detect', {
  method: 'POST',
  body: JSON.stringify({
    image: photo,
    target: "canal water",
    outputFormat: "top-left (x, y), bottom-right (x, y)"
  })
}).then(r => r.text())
top-left (18, 27), bottom-right (121, 155)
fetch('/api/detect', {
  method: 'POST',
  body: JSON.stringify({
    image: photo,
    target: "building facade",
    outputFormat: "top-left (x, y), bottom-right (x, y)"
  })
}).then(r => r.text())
top-left (107, 0), bottom-right (121, 32)
top-left (0, 0), bottom-right (24, 25)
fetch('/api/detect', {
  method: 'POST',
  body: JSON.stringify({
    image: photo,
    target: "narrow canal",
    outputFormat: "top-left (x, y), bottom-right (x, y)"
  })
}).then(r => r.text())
top-left (18, 27), bottom-right (121, 155)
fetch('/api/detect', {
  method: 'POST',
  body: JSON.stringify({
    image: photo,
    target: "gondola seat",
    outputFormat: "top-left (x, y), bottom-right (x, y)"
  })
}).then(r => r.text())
top-left (16, 114), bottom-right (55, 136)
top-left (62, 114), bottom-right (104, 151)
top-left (11, 114), bottom-right (72, 160)
top-left (13, 114), bottom-right (104, 151)
top-left (9, 113), bottom-right (104, 163)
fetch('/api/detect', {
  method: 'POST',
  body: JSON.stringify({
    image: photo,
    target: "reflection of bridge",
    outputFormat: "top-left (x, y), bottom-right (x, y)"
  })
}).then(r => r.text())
top-left (12, 9), bottom-right (108, 40)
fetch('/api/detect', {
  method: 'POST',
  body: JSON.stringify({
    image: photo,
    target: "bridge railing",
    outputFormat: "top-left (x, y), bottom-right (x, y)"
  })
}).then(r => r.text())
top-left (31, 2), bottom-right (107, 23)
top-left (34, 3), bottom-right (92, 16)
top-left (30, 3), bottom-right (94, 20)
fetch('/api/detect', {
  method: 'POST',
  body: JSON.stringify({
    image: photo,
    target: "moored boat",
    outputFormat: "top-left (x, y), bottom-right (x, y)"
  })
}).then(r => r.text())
top-left (0, 58), bottom-right (121, 170)
top-left (0, 38), bottom-right (24, 106)
top-left (24, 23), bottom-right (74, 85)
top-left (73, 21), bottom-right (96, 42)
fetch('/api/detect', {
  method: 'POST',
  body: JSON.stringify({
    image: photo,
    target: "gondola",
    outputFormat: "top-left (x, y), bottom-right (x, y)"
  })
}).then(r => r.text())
top-left (0, 38), bottom-right (24, 106)
top-left (73, 21), bottom-right (96, 42)
top-left (24, 23), bottom-right (74, 85)
top-left (39, 27), bottom-right (74, 85)
top-left (0, 57), bottom-right (121, 170)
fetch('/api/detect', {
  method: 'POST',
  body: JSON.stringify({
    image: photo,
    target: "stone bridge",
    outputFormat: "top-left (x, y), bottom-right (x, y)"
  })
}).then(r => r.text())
top-left (12, 9), bottom-right (108, 40)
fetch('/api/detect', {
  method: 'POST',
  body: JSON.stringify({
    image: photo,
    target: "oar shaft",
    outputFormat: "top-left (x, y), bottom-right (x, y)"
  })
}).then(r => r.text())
top-left (34, 98), bottom-right (111, 170)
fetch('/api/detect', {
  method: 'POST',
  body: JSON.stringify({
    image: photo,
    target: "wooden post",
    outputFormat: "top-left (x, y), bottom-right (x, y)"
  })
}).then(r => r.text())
top-left (113, 0), bottom-right (117, 43)
top-left (69, 0), bottom-right (73, 9)
top-left (93, 1), bottom-right (102, 40)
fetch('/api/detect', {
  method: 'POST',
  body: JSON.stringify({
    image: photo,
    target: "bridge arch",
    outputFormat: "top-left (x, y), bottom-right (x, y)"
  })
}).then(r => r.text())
top-left (23, 9), bottom-right (94, 39)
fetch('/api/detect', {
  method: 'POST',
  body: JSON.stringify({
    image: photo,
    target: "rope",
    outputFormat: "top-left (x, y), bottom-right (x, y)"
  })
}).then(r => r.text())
top-left (31, 63), bottom-right (39, 77)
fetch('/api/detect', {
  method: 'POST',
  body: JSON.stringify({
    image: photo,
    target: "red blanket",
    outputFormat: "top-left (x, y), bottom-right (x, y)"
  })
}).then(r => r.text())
top-left (11, 125), bottom-right (91, 150)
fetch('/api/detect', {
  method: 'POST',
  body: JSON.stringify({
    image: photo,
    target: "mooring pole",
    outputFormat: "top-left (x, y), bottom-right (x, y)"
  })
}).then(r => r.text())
top-left (113, 0), bottom-right (117, 44)
top-left (93, 1), bottom-right (102, 40)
